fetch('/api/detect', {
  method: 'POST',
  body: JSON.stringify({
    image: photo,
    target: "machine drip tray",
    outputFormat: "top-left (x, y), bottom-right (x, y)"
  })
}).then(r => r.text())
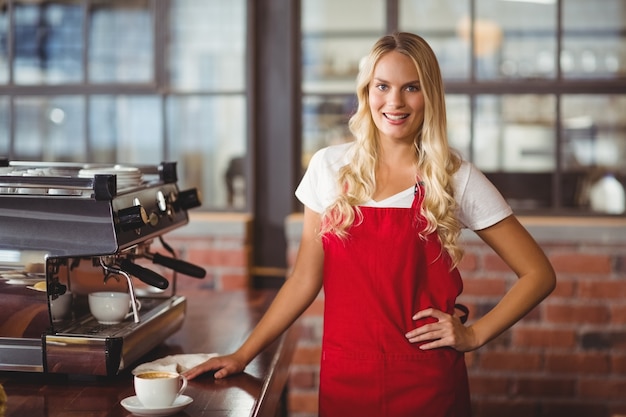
top-left (52, 297), bottom-right (182, 338)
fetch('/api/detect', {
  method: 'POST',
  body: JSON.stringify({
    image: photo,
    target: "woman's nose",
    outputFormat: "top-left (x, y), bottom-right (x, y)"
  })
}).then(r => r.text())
top-left (388, 89), bottom-right (404, 107)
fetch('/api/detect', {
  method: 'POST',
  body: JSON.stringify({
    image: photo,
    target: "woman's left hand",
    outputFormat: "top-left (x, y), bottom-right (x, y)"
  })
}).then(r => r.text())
top-left (405, 308), bottom-right (478, 352)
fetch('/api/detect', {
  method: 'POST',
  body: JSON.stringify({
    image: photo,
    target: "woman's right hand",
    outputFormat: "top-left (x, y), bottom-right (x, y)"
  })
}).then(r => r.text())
top-left (182, 353), bottom-right (247, 380)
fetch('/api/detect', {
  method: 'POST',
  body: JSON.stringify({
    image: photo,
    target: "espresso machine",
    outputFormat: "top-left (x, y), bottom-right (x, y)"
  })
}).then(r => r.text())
top-left (0, 160), bottom-right (205, 376)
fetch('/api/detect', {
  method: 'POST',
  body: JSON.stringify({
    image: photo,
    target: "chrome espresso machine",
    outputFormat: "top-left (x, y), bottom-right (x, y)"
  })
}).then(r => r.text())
top-left (0, 159), bottom-right (205, 376)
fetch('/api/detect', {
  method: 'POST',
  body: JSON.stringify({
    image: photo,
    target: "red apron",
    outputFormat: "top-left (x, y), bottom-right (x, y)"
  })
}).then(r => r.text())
top-left (320, 186), bottom-right (471, 417)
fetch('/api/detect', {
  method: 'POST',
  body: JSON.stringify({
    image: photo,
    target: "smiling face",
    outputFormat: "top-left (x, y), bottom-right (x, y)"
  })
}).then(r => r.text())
top-left (368, 51), bottom-right (425, 146)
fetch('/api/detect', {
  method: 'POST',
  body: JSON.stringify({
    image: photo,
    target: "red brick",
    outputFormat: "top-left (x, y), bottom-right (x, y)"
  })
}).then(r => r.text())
top-left (578, 280), bottom-right (626, 299)
top-left (612, 305), bottom-right (626, 324)
top-left (550, 253), bottom-right (612, 274)
top-left (292, 346), bottom-right (321, 365)
top-left (471, 399), bottom-right (536, 417)
top-left (545, 303), bottom-right (610, 324)
top-left (288, 391), bottom-right (319, 414)
top-left (520, 304), bottom-right (542, 322)
top-left (458, 252), bottom-right (478, 272)
top-left (514, 377), bottom-right (576, 397)
top-left (550, 279), bottom-right (576, 297)
top-left (541, 401), bottom-right (608, 417)
top-left (289, 368), bottom-right (317, 389)
top-left (462, 277), bottom-right (507, 296)
top-left (611, 354), bottom-right (626, 373)
top-left (296, 318), bottom-right (323, 344)
top-left (581, 331), bottom-right (626, 350)
top-left (220, 273), bottom-right (249, 290)
top-left (465, 350), bottom-right (476, 368)
top-left (483, 253), bottom-right (511, 272)
top-left (188, 247), bottom-right (249, 268)
top-left (513, 327), bottom-right (576, 348)
top-left (545, 352), bottom-right (610, 374)
top-left (303, 298), bottom-right (324, 317)
top-left (479, 351), bottom-right (542, 371)
top-left (579, 377), bottom-right (626, 399)
top-left (468, 375), bottom-right (511, 395)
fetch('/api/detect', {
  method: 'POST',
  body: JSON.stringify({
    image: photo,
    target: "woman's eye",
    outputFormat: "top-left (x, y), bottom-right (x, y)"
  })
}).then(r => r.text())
top-left (406, 85), bottom-right (420, 92)
top-left (376, 84), bottom-right (388, 91)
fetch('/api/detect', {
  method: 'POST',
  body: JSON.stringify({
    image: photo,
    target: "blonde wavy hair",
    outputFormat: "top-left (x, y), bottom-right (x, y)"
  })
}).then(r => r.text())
top-left (320, 32), bottom-right (464, 267)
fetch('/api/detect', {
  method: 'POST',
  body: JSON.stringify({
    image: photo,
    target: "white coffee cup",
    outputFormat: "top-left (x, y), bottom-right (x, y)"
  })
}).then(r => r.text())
top-left (134, 371), bottom-right (188, 408)
top-left (88, 291), bottom-right (140, 324)
top-left (50, 291), bottom-right (72, 322)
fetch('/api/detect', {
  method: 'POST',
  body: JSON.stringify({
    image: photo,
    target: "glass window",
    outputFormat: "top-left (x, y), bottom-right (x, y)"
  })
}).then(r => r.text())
top-left (473, 94), bottom-right (557, 211)
top-left (473, 94), bottom-right (556, 172)
top-left (399, 0), bottom-right (470, 80)
top-left (13, 1), bottom-right (84, 85)
top-left (301, 0), bottom-right (385, 94)
top-left (168, 0), bottom-right (246, 91)
top-left (561, 95), bottom-right (626, 171)
top-left (0, 5), bottom-right (9, 83)
top-left (89, 95), bottom-right (162, 164)
top-left (561, 95), bottom-right (626, 213)
top-left (2, 1), bottom-right (248, 211)
top-left (14, 96), bottom-right (85, 161)
top-left (475, 0), bottom-right (557, 80)
top-left (0, 97), bottom-right (8, 156)
top-left (445, 94), bottom-right (471, 158)
top-left (166, 96), bottom-right (247, 209)
top-left (562, 0), bottom-right (626, 79)
top-left (300, 0), bottom-right (384, 174)
top-left (302, 95), bottom-right (355, 166)
top-left (89, 0), bottom-right (153, 83)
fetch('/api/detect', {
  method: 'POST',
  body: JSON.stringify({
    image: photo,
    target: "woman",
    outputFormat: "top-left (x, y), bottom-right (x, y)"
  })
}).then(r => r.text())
top-left (184, 32), bottom-right (556, 416)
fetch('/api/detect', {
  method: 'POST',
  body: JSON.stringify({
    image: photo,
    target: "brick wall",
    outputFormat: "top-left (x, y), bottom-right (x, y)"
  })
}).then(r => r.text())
top-left (285, 214), bottom-right (626, 417)
top-left (166, 212), bottom-right (253, 291)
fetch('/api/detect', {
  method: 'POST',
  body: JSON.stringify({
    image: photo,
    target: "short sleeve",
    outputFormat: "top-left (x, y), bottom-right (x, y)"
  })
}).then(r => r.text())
top-left (454, 162), bottom-right (513, 231)
top-left (295, 143), bottom-right (351, 213)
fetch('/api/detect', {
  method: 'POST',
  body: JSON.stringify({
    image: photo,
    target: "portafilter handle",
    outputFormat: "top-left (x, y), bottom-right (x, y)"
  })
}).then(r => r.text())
top-left (149, 252), bottom-right (206, 279)
top-left (119, 259), bottom-right (169, 290)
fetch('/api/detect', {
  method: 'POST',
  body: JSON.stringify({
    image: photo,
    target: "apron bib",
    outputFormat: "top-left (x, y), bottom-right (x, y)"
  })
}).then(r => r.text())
top-left (320, 187), bottom-right (471, 417)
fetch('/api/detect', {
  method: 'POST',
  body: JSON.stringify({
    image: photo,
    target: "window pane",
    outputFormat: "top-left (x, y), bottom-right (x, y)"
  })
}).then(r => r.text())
top-left (476, 0), bottom-right (557, 80)
top-left (167, 96), bottom-right (246, 210)
top-left (89, 95), bottom-right (162, 164)
top-left (562, 0), bottom-right (626, 79)
top-left (14, 96), bottom-right (85, 161)
top-left (302, 95), bottom-right (355, 167)
top-left (13, 1), bottom-right (84, 85)
top-left (399, 0), bottom-right (470, 80)
top-left (561, 95), bottom-right (626, 211)
top-left (301, 0), bottom-right (385, 94)
top-left (0, 5), bottom-right (8, 84)
top-left (89, 1), bottom-right (153, 83)
top-left (562, 95), bottom-right (626, 171)
top-left (168, 0), bottom-right (246, 91)
top-left (446, 95), bottom-right (470, 158)
top-left (302, 0), bottom-right (384, 33)
top-left (473, 94), bottom-right (556, 172)
top-left (474, 95), bottom-right (556, 211)
top-left (0, 97), bottom-right (8, 155)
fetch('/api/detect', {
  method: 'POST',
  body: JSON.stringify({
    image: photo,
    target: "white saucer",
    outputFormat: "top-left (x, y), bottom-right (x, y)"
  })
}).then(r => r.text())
top-left (120, 395), bottom-right (193, 416)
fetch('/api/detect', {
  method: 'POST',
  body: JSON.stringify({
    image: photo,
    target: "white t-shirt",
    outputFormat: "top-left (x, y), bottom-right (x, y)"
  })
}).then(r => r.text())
top-left (295, 142), bottom-right (513, 231)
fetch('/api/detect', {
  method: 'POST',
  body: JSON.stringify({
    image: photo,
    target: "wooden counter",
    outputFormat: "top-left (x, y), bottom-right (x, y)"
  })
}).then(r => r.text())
top-left (0, 288), bottom-right (299, 417)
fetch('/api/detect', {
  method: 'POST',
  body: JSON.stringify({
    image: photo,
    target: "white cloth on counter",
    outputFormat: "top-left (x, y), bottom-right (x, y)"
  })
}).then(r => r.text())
top-left (132, 353), bottom-right (218, 375)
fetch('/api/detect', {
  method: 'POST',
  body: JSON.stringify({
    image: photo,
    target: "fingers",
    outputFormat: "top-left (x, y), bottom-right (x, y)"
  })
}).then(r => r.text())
top-left (182, 356), bottom-right (243, 380)
top-left (411, 307), bottom-right (446, 321)
top-left (405, 308), bottom-right (471, 351)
